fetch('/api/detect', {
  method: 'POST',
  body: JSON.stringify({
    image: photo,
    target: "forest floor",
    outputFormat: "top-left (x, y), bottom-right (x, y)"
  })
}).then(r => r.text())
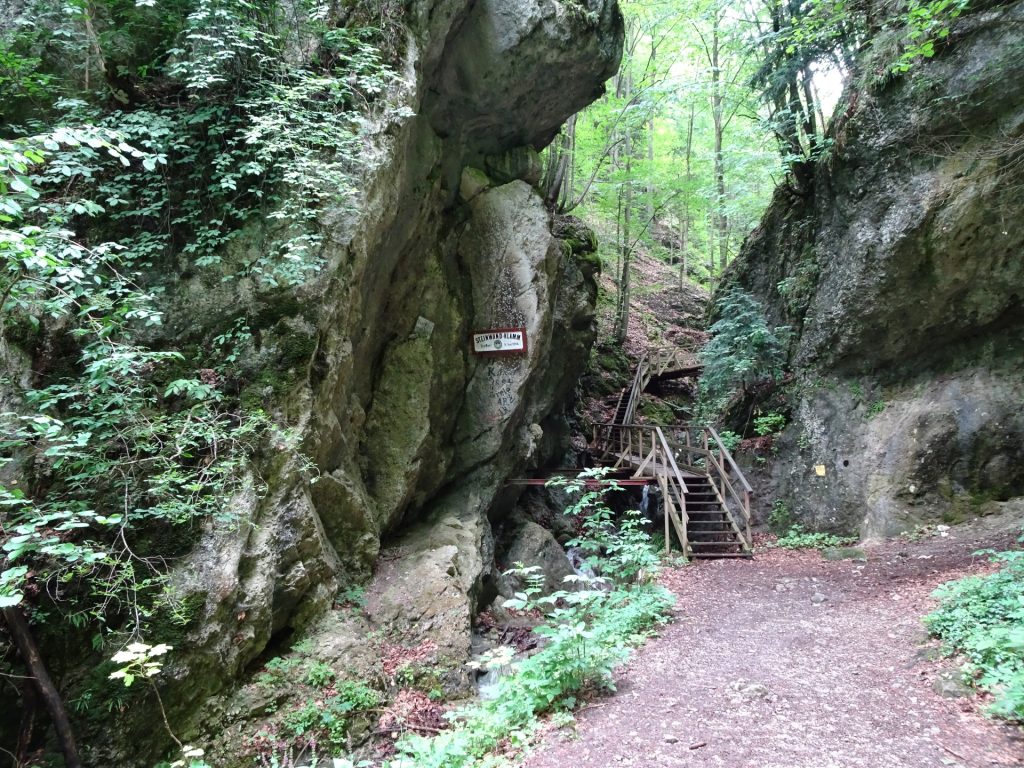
top-left (522, 509), bottom-right (1024, 768)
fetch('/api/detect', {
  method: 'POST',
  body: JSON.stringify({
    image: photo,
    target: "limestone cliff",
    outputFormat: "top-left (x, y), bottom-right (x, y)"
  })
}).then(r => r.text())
top-left (725, 0), bottom-right (1024, 538)
top-left (0, 0), bottom-right (621, 762)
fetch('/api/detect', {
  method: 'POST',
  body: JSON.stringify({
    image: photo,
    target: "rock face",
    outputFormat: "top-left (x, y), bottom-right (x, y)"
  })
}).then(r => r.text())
top-left (726, 0), bottom-right (1024, 538)
top-left (26, 0), bottom-right (620, 761)
top-left (425, 0), bottom-right (622, 155)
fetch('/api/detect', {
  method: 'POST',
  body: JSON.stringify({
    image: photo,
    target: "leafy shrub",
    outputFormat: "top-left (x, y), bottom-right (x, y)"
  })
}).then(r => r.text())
top-left (547, 469), bottom-right (660, 583)
top-left (304, 661), bottom-right (336, 689)
top-left (283, 681), bottom-right (381, 750)
top-left (0, 0), bottom-right (395, 685)
top-left (393, 583), bottom-right (673, 768)
top-left (925, 548), bottom-right (1024, 721)
top-left (773, 525), bottom-right (857, 550)
top-left (753, 412), bottom-right (786, 436)
top-left (716, 430), bottom-right (741, 453)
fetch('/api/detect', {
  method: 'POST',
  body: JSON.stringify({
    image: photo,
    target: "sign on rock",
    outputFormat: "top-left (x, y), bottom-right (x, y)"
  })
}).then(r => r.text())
top-left (472, 327), bottom-right (527, 356)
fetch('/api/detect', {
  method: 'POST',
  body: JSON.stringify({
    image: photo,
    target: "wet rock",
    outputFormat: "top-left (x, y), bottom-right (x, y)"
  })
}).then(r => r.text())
top-left (497, 518), bottom-right (576, 595)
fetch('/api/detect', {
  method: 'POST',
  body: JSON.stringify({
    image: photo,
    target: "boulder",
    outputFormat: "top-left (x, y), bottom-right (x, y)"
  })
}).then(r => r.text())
top-left (497, 519), bottom-right (576, 595)
top-left (425, 0), bottom-right (623, 154)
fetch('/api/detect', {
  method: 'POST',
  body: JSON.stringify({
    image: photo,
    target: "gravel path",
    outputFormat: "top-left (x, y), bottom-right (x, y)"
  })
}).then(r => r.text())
top-left (522, 515), bottom-right (1024, 768)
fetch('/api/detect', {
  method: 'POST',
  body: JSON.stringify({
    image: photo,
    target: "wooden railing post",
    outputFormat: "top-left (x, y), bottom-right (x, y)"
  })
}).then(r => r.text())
top-left (744, 489), bottom-right (752, 548)
top-left (662, 477), bottom-right (670, 555)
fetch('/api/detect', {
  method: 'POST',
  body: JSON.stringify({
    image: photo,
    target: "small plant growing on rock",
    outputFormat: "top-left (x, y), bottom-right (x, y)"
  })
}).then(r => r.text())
top-left (768, 500), bottom-right (795, 533)
top-left (753, 411), bottom-right (786, 436)
top-left (304, 661), bottom-right (336, 689)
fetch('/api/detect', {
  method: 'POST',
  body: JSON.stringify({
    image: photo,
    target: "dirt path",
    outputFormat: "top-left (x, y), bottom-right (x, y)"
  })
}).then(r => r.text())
top-left (523, 515), bottom-right (1024, 768)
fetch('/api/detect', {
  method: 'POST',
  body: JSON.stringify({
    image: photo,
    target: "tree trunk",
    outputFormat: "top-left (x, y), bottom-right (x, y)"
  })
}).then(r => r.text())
top-left (614, 61), bottom-right (634, 344)
top-left (616, 149), bottom-right (633, 344)
top-left (707, 209), bottom-right (716, 283)
top-left (679, 103), bottom-right (694, 290)
top-left (17, 675), bottom-right (39, 765)
top-left (561, 114), bottom-right (576, 211)
top-left (710, 12), bottom-right (729, 274)
top-left (645, 41), bottom-right (656, 225)
top-left (2, 606), bottom-right (82, 768)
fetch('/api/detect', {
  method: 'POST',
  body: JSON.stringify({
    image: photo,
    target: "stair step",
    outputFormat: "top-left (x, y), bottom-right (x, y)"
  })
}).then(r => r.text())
top-left (686, 520), bottom-right (731, 525)
top-left (691, 551), bottom-right (753, 559)
top-left (690, 540), bottom-right (743, 547)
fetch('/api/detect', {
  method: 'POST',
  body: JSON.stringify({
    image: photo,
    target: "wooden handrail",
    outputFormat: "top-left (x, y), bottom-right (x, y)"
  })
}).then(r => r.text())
top-left (589, 347), bottom-right (754, 556)
top-left (614, 347), bottom-right (703, 428)
top-left (705, 425), bottom-right (753, 548)
top-left (590, 423), bottom-right (692, 554)
top-left (706, 425), bottom-right (753, 492)
top-left (591, 421), bottom-right (753, 553)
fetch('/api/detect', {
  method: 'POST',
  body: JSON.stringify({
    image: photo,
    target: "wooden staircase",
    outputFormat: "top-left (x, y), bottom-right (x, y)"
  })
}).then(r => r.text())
top-left (612, 346), bottom-right (703, 427)
top-left (683, 475), bottom-right (748, 558)
top-left (590, 346), bottom-right (753, 560)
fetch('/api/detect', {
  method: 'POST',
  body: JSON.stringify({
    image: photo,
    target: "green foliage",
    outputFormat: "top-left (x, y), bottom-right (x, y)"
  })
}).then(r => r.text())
top-left (392, 584), bottom-right (672, 768)
top-left (891, 0), bottom-right (971, 74)
top-left (767, 499), bottom-right (794, 532)
top-left (304, 661), bottom-right (336, 689)
top-left (107, 641), bottom-right (172, 687)
top-left (339, 584), bottom-right (367, 606)
top-left (753, 411), bottom-right (786, 436)
top-left (283, 681), bottom-right (381, 749)
top-left (256, 655), bottom-right (304, 687)
top-left (546, 468), bottom-right (660, 583)
top-left (748, 0), bottom-right (864, 170)
top-left (776, 255), bottom-right (820, 316)
top-left (773, 525), bottom-right (857, 550)
top-left (716, 430), bottom-right (741, 452)
top-left (866, 399), bottom-right (887, 418)
top-left (700, 288), bottom-right (790, 412)
top-left (551, 0), bottom-right (779, 296)
top-left (380, 473), bottom-right (674, 768)
top-left (925, 546), bottom-right (1024, 721)
top-left (0, 0), bottom-right (398, 671)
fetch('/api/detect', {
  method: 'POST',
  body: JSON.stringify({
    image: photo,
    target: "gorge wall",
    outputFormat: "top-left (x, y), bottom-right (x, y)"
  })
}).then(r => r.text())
top-left (0, 0), bottom-right (621, 763)
top-left (726, 0), bottom-right (1024, 539)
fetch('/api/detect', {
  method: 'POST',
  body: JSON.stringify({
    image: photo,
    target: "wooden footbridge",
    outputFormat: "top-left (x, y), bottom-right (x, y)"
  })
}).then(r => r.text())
top-left (516, 346), bottom-right (752, 559)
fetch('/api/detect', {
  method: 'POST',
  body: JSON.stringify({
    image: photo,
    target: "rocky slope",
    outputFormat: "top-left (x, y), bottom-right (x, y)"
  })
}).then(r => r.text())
top-left (0, 0), bottom-right (623, 762)
top-left (725, 0), bottom-right (1024, 538)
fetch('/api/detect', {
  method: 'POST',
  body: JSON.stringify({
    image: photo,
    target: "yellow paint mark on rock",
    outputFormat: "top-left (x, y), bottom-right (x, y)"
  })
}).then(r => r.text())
top-left (814, 464), bottom-right (826, 476)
